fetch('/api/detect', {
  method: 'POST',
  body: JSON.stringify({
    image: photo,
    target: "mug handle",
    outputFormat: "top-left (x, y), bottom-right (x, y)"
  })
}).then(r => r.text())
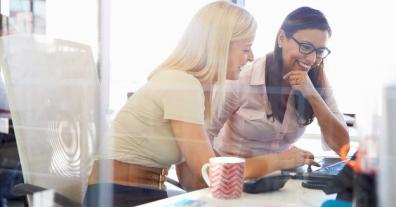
top-left (201, 163), bottom-right (210, 186)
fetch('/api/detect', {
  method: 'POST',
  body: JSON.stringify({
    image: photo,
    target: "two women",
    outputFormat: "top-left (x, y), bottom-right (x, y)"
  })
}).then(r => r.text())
top-left (85, 4), bottom-right (349, 207)
top-left (207, 7), bottom-right (349, 172)
top-left (85, 1), bottom-right (266, 206)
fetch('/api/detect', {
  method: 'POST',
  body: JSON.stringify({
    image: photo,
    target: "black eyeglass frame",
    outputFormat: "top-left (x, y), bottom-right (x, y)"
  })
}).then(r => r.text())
top-left (290, 36), bottom-right (331, 59)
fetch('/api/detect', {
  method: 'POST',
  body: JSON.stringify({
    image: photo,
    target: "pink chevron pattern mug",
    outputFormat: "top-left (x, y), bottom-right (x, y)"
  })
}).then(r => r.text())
top-left (201, 157), bottom-right (245, 199)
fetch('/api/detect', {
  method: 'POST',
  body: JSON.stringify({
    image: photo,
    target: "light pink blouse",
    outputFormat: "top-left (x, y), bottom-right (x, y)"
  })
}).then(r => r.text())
top-left (206, 56), bottom-right (346, 157)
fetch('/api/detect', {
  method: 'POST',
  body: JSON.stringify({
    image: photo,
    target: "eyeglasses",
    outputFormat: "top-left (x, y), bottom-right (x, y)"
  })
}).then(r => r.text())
top-left (290, 36), bottom-right (331, 59)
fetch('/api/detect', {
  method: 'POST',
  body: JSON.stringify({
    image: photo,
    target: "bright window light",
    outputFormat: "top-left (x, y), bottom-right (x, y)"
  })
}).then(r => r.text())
top-left (245, 0), bottom-right (396, 118)
top-left (109, 0), bottom-right (218, 111)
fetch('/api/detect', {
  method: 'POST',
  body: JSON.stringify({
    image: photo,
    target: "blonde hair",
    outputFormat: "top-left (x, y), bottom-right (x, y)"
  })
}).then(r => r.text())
top-left (149, 1), bottom-right (257, 119)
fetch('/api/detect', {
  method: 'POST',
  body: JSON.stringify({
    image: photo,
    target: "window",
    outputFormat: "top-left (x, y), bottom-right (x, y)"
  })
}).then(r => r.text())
top-left (46, 0), bottom-right (98, 58)
top-left (245, 0), bottom-right (396, 119)
top-left (109, 0), bottom-right (219, 111)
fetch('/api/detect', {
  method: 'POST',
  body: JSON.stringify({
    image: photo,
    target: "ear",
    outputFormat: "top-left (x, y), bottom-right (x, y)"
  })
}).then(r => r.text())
top-left (277, 29), bottom-right (286, 48)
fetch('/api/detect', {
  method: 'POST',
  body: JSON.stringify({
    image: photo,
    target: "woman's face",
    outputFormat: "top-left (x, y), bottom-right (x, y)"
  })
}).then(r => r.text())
top-left (227, 37), bottom-right (255, 80)
top-left (278, 29), bottom-right (329, 74)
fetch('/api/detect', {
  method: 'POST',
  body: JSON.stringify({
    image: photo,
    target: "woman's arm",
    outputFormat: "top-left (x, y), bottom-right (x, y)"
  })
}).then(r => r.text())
top-left (244, 146), bottom-right (320, 179)
top-left (172, 120), bottom-right (320, 187)
top-left (171, 120), bottom-right (215, 191)
top-left (284, 71), bottom-right (350, 155)
top-left (306, 91), bottom-right (350, 154)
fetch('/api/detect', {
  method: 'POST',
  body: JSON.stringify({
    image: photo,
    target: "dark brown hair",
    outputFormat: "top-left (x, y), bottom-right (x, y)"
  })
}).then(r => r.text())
top-left (266, 7), bottom-right (331, 125)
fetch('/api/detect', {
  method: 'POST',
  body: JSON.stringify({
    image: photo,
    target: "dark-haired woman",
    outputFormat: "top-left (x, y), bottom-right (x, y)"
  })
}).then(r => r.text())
top-left (207, 7), bottom-right (349, 173)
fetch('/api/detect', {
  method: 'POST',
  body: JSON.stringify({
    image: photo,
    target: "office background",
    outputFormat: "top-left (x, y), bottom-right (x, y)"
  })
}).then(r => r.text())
top-left (0, 0), bottom-right (395, 206)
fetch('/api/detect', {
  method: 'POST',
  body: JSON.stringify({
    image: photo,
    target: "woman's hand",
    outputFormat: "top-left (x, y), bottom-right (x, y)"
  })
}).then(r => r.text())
top-left (278, 146), bottom-right (320, 170)
top-left (176, 162), bottom-right (207, 191)
top-left (283, 71), bottom-right (316, 97)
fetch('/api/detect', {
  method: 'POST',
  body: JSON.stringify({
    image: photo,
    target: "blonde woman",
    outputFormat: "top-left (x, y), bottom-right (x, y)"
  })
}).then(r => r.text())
top-left (84, 1), bottom-right (264, 206)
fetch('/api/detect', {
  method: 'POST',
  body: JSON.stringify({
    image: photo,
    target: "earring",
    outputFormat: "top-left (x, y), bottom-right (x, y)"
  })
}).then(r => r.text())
top-left (278, 43), bottom-right (282, 48)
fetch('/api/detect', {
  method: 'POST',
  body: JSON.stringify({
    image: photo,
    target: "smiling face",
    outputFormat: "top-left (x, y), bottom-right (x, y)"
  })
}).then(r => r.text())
top-left (226, 37), bottom-right (255, 80)
top-left (278, 29), bottom-right (329, 74)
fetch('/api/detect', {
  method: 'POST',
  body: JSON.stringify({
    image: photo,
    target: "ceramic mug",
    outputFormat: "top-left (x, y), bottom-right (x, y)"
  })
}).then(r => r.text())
top-left (201, 157), bottom-right (245, 199)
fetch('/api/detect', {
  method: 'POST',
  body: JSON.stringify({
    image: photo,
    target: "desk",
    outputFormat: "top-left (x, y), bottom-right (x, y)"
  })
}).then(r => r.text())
top-left (138, 180), bottom-right (336, 207)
